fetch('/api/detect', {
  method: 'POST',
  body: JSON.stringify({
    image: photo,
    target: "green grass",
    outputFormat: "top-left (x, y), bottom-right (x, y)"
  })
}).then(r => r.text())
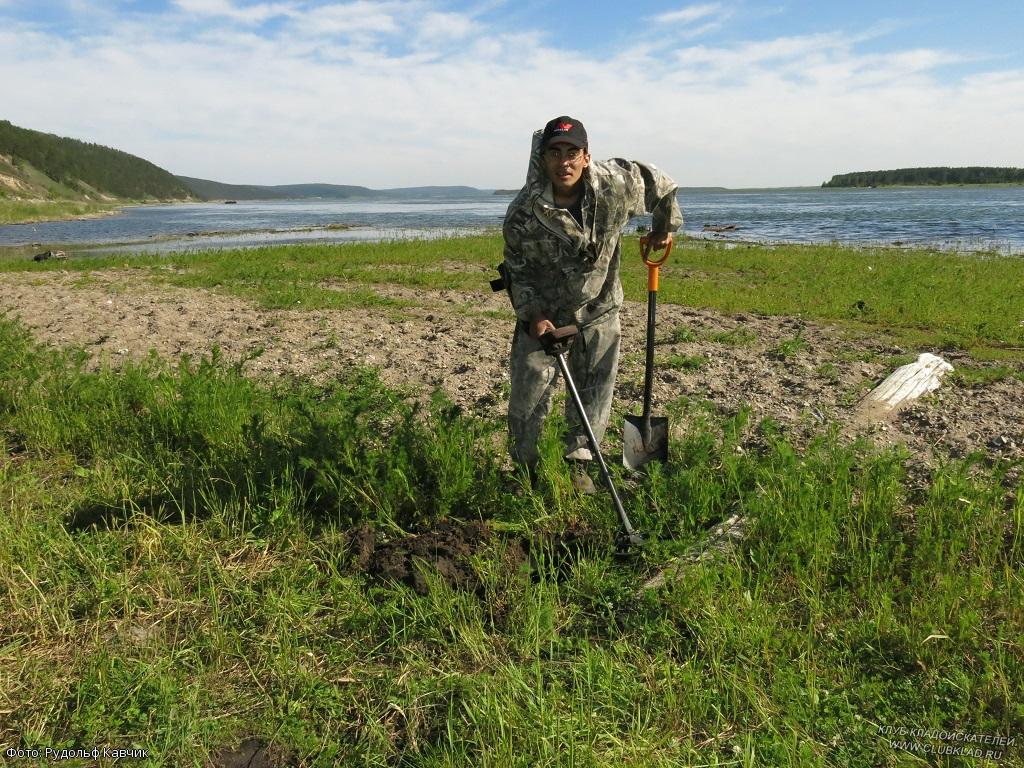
top-left (771, 330), bottom-right (809, 360)
top-left (2, 235), bottom-right (1023, 764)
top-left (708, 327), bottom-right (759, 346)
top-left (6, 233), bottom-right (1022, 357)
top-left (0, 199), bottom-right (123, 224)
top-left (950, 364), bottom-right (1023, 387)
top-left (629, 239), bottom-right (1024, 354)
top-left (1, 302), bottom-right (1021, 766)
top-left (657, 352), bottom-right (708, 371)
top-left (664, 324), bottom-right (697, 344)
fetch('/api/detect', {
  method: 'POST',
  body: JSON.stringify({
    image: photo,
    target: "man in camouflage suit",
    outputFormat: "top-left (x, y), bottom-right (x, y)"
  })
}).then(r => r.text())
top-left (502, 115), bottom-right (682, 492)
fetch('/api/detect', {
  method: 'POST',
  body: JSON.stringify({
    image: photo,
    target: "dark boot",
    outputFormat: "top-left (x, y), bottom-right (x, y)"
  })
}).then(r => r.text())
top-left (568, 460), bottom-right (597, 495)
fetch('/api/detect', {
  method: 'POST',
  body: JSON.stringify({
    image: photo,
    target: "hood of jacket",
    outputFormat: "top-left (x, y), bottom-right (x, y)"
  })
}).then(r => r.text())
top-left (511, 128), bottom-right (596, 252)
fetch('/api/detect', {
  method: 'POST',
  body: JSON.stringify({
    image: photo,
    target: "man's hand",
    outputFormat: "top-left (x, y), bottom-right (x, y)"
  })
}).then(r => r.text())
top-left (647, 232), bottom-right (673, 251)
top-left (529, 313), bottom-right (555, 339)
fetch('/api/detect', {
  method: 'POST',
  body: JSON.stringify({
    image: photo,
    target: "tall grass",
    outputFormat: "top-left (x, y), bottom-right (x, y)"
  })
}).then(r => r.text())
top-left (1, 311), bottom-right (1020, 766)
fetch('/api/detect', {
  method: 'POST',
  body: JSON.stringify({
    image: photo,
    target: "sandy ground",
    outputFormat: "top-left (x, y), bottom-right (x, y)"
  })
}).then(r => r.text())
top-left (1, 267), bottom-right (1021, 475)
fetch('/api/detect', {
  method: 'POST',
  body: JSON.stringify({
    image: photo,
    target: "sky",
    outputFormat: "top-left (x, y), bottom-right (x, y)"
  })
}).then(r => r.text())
top-left (1, 0), bottom-right (1022, 189)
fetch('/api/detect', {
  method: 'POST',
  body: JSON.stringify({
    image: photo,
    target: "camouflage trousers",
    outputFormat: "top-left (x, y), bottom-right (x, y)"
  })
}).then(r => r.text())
top-left (507, 312), bottom-right (621, 468)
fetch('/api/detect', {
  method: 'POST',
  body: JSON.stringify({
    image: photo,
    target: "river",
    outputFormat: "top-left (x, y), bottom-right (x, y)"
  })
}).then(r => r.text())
top-left (2, 186), bottom-right (1022, 255)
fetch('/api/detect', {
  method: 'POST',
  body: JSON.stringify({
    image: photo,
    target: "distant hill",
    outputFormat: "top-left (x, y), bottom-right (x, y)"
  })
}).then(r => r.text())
top-left (823, 167), bottom-right (1024, 187)
top-left (176, 177), bottom-right (372, 201)
top-left (177, 176), bottom-right (490, 201)
top-left (493, 186), bottom-right (726, 197)
top-left (0, 119), bottom-right (193, 201)
top-left (374, 185), bottom-right (486, 200)
top-left (0, 119), bottom-right (499, 206)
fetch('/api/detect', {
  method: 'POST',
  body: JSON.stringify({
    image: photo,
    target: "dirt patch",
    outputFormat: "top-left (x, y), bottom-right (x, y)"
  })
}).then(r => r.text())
top-left (357, 519), bottom-right (497, 594)
top-left (350, 519), bottom-right (606, 595)
top-left (0, 172), bottom-right (32, 195)
top-left (211, 738), bottom-right (294, 768)
top-left (0, 268), bottom-right (1021, 475)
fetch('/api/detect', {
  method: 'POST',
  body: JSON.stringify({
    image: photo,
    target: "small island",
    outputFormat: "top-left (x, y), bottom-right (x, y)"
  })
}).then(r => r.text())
top-left (823, 166), bottom-right (1024, 187)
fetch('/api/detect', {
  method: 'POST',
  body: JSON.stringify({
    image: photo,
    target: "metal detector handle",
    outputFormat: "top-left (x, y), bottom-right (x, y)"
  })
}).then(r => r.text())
top-left (549, 349), bottom-right (642, 542)
top-left (540, 326), bottom-right (644, 548)
top-left (538, 325), bottom-right (579, 356)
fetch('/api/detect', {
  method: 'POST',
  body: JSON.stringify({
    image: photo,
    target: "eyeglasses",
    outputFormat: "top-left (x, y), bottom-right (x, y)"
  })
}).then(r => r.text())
top-left (544, 147), bottom-right (585, 164)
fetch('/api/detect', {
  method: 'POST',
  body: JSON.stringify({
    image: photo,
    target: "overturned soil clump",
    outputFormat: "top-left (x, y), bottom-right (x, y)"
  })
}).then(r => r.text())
top-left (356, 519), bottom-right (498, 595)
top-left (211, 738), bottom-right (294, 768)
top-left (350, 519), bottom-right (605, 595)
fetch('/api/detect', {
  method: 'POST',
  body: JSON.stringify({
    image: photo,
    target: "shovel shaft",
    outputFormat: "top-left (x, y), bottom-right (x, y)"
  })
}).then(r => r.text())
top-left (554, 351), bottom-right (640, 538)
top-left (638, 235), bottom-right (671, 454)
top-left (642, 287), bottom-right (657, 425)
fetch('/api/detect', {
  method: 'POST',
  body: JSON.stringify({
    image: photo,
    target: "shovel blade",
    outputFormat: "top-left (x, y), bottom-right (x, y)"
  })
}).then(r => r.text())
top-left (622, 414), bottom-right (669, 470)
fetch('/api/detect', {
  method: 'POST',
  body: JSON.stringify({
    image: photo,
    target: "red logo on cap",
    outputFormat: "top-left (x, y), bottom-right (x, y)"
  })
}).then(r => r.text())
top-left (556, 122), bottom-right (573, 131)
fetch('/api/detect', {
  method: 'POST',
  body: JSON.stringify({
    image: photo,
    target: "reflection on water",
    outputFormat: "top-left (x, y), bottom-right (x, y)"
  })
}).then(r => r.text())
top-left (1, 187), bottom-right (1022, 255)
top-left (78, 226), bottom-right (487, 255)
top-left (680, 186), bottom-right (1024, 255)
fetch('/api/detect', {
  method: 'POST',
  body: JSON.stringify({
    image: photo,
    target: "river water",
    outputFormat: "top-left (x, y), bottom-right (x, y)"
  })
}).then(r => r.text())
top-left (2, 186), bottom-right (1022, 255)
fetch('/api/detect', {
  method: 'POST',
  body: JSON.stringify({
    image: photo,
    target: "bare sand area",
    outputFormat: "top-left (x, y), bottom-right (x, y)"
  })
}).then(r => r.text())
top-left (1, 268), bottom-right (1020, 475)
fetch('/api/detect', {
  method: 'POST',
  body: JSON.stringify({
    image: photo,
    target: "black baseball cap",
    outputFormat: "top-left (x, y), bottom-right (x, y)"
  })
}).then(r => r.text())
top-left (542, 116), bottom-right (587, 149)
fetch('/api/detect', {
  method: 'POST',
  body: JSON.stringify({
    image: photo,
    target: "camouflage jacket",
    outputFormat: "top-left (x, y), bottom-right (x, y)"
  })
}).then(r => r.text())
top-left (502, 129), bottom-right (682, 328)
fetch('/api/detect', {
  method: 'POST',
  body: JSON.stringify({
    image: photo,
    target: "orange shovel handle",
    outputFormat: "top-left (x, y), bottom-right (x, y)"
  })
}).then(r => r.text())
top-left (640, 236), bottom-right (673, 292)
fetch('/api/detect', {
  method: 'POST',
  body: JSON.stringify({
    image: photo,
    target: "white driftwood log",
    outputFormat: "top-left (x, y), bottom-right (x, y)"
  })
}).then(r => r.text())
top-left (863, 353), bottom-right (953, 411)
top-left (638, 514), bottom-right (749, 593)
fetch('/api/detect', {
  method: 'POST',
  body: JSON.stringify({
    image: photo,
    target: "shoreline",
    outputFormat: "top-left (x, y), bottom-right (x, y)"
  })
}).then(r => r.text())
top-left (821, 182), bottom-right (1024, 190)
top-left (3, 189), bottom-right (1024, 257)
top-left (0, 197), bottom-right (195, 226)
top-left (3, 230), bottom-right (1020, 261)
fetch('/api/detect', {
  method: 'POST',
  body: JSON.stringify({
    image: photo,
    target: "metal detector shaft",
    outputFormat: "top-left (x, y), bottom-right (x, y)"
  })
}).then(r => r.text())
top-left (551, 349), bottom-right (642, 542)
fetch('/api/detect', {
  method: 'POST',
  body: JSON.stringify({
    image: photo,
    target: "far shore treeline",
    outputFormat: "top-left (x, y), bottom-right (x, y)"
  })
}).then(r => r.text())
top-left (0, 119), bottom-right (492, 207)
top-left (823, 166), bottom-right (1024, 187)
top-left (0, 119), bottom-right (193, 201)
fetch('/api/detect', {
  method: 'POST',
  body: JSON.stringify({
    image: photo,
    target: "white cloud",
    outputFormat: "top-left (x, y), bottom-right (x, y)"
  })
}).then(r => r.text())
top-left (285, 1), bottom-right (407, 37)
top-left (1, 4), bottom-right (1021, 189)
top-left (173, 0), bottom-right (296, 24)
top-left (415, 11), bottom-right (476, 45)
top-left (650, 3), bottom-right (722, 25)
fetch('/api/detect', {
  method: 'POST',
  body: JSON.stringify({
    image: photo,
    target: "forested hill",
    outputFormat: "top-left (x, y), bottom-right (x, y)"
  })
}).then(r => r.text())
top-left (823, 167), bottom-right (1024, 187)
top-left (0, 119), bottom-right (193, 200)
top-left (176, 176), bottom-right (373, 200)
top-left (177, 176), bottom-right (490, 201)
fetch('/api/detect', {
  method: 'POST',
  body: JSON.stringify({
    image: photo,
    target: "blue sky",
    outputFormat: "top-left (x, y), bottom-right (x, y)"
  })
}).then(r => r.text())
top-left (1, 0), bottom-right (1022, 188)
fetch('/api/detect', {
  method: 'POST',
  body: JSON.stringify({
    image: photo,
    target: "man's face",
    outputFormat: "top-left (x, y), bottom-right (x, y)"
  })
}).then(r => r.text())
top-left (544, 141), bottom-right (590, 197)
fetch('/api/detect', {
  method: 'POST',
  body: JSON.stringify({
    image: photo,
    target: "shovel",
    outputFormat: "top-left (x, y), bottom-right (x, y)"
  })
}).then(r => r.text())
top-left (623, 235), bottom-right (673, 471)
top-left (539, 326), bottom-right (645, 551)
